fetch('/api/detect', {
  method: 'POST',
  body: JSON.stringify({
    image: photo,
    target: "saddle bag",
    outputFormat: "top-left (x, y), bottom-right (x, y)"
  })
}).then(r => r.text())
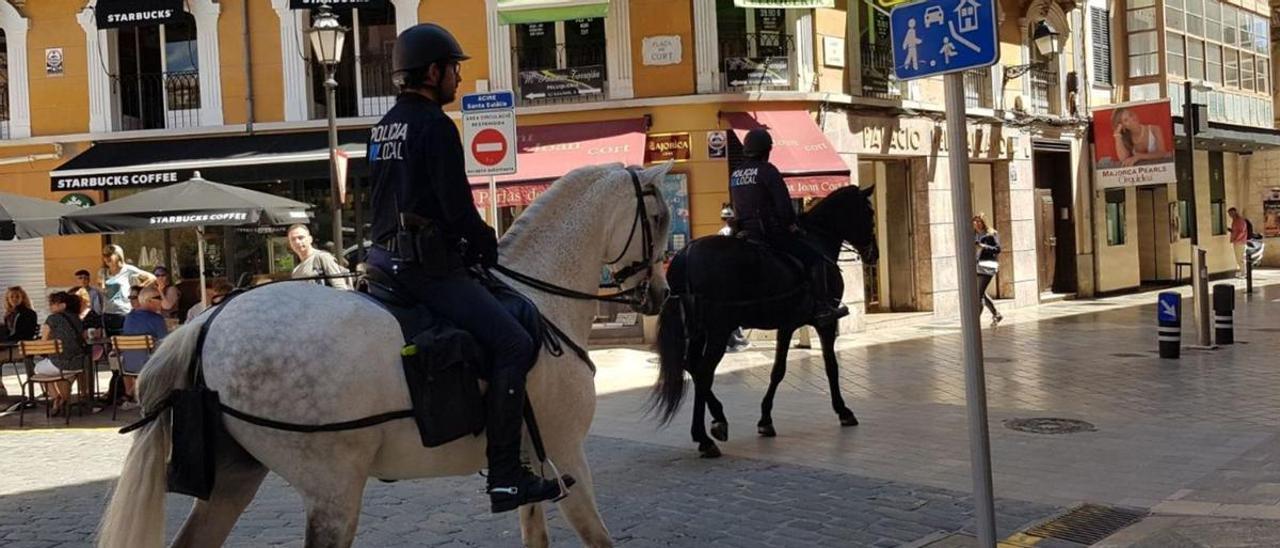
top-left (401, 325), bottom-right (486, 447)
top-left (166, 385), bottom-right (223, 500)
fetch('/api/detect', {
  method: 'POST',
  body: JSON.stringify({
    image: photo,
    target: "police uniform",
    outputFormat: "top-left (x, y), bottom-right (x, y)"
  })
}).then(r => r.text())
top-left (728, 157), bottom-right (823, 269)
top-left (366, 23), bottom-right (565, 514)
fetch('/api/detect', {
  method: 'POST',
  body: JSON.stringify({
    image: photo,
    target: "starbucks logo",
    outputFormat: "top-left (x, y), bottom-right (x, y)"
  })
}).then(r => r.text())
top-left (60, 193), bottom-right (96, 209)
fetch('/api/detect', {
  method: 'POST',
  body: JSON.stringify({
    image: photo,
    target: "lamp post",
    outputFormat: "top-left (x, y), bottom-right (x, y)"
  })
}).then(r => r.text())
top-left (1182, 79), bottom-right (1214, 347)
top-left (1002, 20), bottom-right (1061, 83)
top-left (307, 4), bottom-right (348, 253)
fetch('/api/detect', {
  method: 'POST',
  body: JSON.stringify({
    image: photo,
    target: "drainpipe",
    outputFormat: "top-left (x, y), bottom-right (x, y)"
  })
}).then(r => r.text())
top-left (242, 0), bottom-right (255, 134)
top-left (0, 144), bottom-right (63, 166)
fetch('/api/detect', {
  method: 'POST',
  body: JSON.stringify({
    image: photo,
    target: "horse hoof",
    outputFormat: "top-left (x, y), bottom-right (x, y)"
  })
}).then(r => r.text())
top-left (698, 441), bottom-right (722, 459)
top-left (839, 412), bottom-right (859, 427)
top-left (758, 424), bottom-right (777, 437)
top-left (710, 421), bottom-right (729, 442)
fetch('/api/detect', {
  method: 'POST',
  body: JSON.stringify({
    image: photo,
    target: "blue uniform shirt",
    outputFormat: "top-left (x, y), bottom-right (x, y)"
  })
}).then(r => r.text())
top-left (729, 158), bottom-right (795, 235)
top-left (121, 309), bottom-right (167, 374)
top-left (368, 93), bottom-right (494, 254)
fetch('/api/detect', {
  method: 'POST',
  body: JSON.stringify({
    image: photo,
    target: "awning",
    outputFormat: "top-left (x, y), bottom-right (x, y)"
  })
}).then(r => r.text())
top-left (50, 130), bottom-right (369, 192)
top-left (733, 0), bottom-right (835, 8)
top-left (1171, 116), bottom-right (1280, 150)
top-left (469, 118), bottom-right (646, 207)
top-left (96, 0), bottom-right (185, 29)
top-left (724, 110), bottom-right (850, 198)
top-left (497, 0), bottom-right (610, 24)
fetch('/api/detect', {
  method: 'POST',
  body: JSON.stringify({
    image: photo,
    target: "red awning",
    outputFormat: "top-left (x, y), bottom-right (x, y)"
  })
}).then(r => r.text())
top-left (724, 111), bottom-right (850, 198)
top-left (469, 118), bottom-right (647, 207)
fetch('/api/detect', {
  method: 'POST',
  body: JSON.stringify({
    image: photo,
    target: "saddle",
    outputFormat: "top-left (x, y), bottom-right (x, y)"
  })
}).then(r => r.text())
top-left (355, 265), bottom-right (547, 448)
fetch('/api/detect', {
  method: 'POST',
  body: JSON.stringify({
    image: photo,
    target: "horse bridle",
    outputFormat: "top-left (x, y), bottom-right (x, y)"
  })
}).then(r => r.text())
top-left (492, 167), bottom-right (661, 308)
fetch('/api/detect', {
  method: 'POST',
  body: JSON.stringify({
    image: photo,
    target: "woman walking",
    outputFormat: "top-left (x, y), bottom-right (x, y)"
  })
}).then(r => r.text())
top-left (973, 215), bottom-right (1003, 327)
top-left (98, 244), bottom-right (155, 335)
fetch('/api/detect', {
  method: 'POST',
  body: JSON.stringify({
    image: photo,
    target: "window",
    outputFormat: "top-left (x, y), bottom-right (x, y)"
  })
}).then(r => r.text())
top-left (1206, 44), bottom-right (1222, 83)
top-left (1240, 54), bottom-right (1254, 91)
top-left (1222, 5), bottom-right (1237, 45)
top-left (1185, 0), bottom-right (1203, 35)
top-left (1225, 48), bottom-right (1238, 86)
top-left (1091, 7), bottom-right (1112, 85)
top-left (719, 1), bottom-right (796, 91)
top-left (1204, 0), bottom-right (1221, 41)
top-left (1186, 37), bottom-right (1205, 80)
top-left (305, 5), bottom-right (396, 119)
top-left (1127, 0), bottom-right (1159, 78)
top-left (115, 13), bottom-right (200, 130)
top-left (1209, 151), bottom-right (1226, 235)
top-left (1257, 60), bottom-right (1268, 94)
top-left (1166, 32), bottom-right (1185, 77)
top-left (512, 18), bottom-right (607, 104)
top-left (1106, 189), bottom-right (1127, 246)
top-left (1179, 200), bottom-right (1193, 238)
top-left (1166, 0), bottom-right (1184, 31)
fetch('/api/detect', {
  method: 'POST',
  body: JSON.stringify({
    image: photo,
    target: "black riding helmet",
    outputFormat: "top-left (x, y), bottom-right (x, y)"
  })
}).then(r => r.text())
top-left (742, 128), bottom-right (773, 159)
top-left (392, 23), bottom-right (470, 88)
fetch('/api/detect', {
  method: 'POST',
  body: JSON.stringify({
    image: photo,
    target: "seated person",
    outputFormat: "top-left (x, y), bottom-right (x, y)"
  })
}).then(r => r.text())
top-left (119, 287), bottom-right (168, 410)
top-left (34, 292), bottom-right (88, 416)
top-left (185, 280), bottom-right (235, 322)
top-left (2, 286), bottom-right (38, 343)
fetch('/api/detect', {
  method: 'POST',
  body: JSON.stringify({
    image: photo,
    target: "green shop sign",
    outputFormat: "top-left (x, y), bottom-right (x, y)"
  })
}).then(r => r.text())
top-left (733, 0), bottom-right (836, 7)
top-left (60, 193), bottom-right (96, 209)
top-left (497, 0), bottom-right (610, 25)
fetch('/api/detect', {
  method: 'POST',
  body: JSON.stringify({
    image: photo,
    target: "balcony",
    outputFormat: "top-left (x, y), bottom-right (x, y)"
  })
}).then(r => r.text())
top-left (859, 41), bottom-right (906, 100)
top-left (964, 67), bottom-right (992, 109)
top-left (512, 44), bottom-right (608, 107)
top-left (115, 71), bottom-right (200, 131)
top-left (311, 53), bottom-right (397, 120)
top-left (1028, 67), bottom-right (1060, 115)
top-left (720, 33), bottom-right (797, 92)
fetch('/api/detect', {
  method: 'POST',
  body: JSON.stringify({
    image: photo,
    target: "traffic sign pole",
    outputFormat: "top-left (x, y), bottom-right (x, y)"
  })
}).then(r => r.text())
top-left (462, 90), bottom-right (518, 238)
top-left (891, 0), bottom-right (999, 543)
top-left (489, 176), bottom-right (499, 237)
top-left (943, 72), bottom-right (997, 547)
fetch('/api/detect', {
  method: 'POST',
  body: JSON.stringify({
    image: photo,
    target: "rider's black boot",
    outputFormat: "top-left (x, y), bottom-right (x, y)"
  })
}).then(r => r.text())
top-left (485, 368), bottom-right (570, 513)
top-left (809, 263), bottom-right (848, 325)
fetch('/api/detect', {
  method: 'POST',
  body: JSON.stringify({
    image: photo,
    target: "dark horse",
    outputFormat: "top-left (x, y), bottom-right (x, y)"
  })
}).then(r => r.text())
top-left (652, 185), bottom-right (878, 458)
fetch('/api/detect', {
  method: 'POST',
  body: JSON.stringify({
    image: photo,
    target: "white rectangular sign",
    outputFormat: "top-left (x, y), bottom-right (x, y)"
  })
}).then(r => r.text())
top-left (462, 91), bottom-right (518, 177)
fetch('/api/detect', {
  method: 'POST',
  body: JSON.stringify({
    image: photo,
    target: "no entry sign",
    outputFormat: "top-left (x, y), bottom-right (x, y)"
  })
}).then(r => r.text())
top-left (463, 91), bottom-right (517, 177)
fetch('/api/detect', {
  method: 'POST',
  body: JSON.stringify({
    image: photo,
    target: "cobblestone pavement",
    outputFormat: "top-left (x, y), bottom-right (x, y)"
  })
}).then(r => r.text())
top-left (3, 274), bottom-right (1280, 546)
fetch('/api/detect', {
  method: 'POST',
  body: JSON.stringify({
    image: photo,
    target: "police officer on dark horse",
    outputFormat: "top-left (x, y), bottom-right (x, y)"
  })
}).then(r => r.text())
top-left (365, 24), bottom-right (568, 512)
top-left (652, 128), bottom-right (879, 458)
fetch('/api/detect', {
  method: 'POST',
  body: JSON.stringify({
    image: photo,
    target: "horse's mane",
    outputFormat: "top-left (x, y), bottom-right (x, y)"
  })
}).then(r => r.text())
top-left (500, 163), bottom-right (623, 247)
top-left (802, 184), bottom-right (864, 223)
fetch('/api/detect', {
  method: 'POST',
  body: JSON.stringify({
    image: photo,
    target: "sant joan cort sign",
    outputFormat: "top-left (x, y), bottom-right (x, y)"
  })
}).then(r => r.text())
top-left (835, 117), bottom-right (1026, 160)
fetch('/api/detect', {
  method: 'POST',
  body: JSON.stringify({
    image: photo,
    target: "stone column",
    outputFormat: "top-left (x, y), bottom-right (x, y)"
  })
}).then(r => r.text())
top-left (605, 0), bottom-right (634, 99)
top-left (0, 2), bottom-right (30, 138)
top-left (484, 0), bottom-right (513, 92)
top-left (692, 0), bottom-right (720, 94)
top-left (272, 0), bottom-right (310, 122)
top-left (190, 0), bottom-right (224, 127)
top-left (77, 5), bottom-right (114, 133)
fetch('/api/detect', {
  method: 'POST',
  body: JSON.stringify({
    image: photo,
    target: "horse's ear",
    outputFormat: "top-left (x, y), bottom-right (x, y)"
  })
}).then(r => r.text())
top-left (860, 184), bottom-right (875, 197)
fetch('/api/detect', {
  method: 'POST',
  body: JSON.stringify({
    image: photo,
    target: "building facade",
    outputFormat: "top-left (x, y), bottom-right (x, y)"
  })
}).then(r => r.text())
top-left (0, 0), bottom-right (1273, 340)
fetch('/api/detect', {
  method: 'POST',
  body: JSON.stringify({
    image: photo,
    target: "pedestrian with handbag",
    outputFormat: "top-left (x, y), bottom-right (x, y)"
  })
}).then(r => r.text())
top-left (973, 214), bottom-right (1003, 327)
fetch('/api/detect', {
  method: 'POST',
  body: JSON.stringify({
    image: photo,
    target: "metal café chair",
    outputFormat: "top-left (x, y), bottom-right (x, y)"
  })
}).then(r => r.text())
top-left (110, 335), bottom-right (156, 421)
top-left (18, 339), bottom-right (85, 427)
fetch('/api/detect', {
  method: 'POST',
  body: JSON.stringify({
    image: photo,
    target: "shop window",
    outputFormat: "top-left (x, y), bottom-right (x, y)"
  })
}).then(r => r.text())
top-left (511, 18), bottom-right (607, 106)
top-left (114, 13), bottom-right (200, 130)
top-left (1178, 200), bottom-right (1193, 238)
top-left (1209, 151), bottom-right (1226, 235)
top-left (1105, 189), bottom-right (1126, 246)
top-left (718, 1), bottom-right (795, 92)
top-left (307, 5), bottom-right (396, 120)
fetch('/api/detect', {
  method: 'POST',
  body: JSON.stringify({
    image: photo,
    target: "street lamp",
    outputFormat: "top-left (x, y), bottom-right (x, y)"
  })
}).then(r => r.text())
top-left (1002, 20), bottom-right (1061, 82)
top-left (306, 4), bottom-right (348, 253)
top-left (1182, 79), bottom-right (1215, 347)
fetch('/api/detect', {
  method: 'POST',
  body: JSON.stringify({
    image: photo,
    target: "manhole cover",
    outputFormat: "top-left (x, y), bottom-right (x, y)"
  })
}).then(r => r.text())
top-left (1004, 418), bottom-right (1096, 435)
top-left (1024, 504), bottom-right (1145, 545)
top-left (1111, 352), bottom-right (1149, 358)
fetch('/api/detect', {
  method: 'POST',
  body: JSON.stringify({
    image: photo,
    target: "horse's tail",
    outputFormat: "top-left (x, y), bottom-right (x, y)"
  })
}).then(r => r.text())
top-left (98, 318), bottom-right (205, 548)
top-left (651, 295), bottom-right (690, 424)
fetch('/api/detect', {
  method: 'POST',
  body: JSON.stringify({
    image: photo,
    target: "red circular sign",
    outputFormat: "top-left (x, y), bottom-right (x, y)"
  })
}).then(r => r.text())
top-left (471, 128), bottom-right (508, 166)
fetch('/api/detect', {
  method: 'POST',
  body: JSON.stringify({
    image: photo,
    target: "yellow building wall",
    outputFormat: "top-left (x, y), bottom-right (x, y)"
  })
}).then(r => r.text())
top-left (0, 143), bottom-right (102, 289)
top-left (219, 0), bottom-right (287, 125)
top-left (25, 0), bottom-right (93, 136)
top-left (630, 0), bottom-right (696, 98)
top-left (814, 3), bottom-right (847, 95)
top-left (421, 0), bottom-right (489, 107)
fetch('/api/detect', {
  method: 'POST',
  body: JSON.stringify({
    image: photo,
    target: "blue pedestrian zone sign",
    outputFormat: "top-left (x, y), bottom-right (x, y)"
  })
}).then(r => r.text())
top-left (461, 91), bottom-right (515, 113)
top-left (890, 0), bottom-right (999, 81)
top-left (1158, 292), bottom-right (1181, 323)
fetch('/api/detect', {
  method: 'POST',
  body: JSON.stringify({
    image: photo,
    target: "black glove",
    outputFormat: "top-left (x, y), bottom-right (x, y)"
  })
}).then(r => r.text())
top-left (466, 230), bottom-right (499, 268)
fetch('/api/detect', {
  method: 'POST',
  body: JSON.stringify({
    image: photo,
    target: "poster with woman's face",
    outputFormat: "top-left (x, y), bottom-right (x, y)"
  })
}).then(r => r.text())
top-left (1092, 99), bottom-right (1177, 189)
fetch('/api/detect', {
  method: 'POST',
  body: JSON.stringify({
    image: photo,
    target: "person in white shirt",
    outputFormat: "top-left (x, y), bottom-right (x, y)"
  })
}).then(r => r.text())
top-left (286, 225), bottom-right (352, 290)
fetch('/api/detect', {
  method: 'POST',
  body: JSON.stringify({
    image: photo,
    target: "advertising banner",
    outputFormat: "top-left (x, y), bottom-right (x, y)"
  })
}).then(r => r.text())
top-left (517, 66), bottom-right (605, 100)
top-left (1092, 99), bottom-right (1177, 189)
top-left (659, 173), bottom-right (691, 253)
top-left (289, 0), bottom-right (385, 8)
top-left (724, 57), bottom-right (790, 87)
top-left (1264, 188), bottom-right (1280, 238)
top-left (646, 133), bottom-right (691, 163)
top-left (95, 0), bottom-right (184, 29)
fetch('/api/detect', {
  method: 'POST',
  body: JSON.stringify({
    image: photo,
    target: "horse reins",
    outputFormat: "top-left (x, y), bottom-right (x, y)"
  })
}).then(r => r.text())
top-left (491, 167), bottom-right (660, 309)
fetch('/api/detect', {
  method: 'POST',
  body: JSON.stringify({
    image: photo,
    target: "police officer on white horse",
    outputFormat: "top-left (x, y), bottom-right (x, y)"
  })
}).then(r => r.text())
top-left (365, 23), bottom-right (566, 513)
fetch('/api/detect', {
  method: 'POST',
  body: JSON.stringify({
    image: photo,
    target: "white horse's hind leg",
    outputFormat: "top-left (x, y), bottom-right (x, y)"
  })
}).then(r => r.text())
top-left (519, 503), bottom-right (550, 548)
top-left (554, 448), bottom-right (613, 548)
top-left (300, 472), bottom-right (368, 548)
top-left (171, 441), bottom-right (268, 548)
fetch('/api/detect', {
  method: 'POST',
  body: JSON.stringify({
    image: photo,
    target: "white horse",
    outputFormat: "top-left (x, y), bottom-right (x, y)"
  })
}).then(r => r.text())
top-left (98, 163), bottom-right (673, 548)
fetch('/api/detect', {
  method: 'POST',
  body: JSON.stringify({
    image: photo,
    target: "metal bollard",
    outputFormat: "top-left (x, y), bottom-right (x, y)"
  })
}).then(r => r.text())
top-left (1213, 284), bottom-right (1235, 345)
top-left (1157, 291), bottom-right (1181, 359)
